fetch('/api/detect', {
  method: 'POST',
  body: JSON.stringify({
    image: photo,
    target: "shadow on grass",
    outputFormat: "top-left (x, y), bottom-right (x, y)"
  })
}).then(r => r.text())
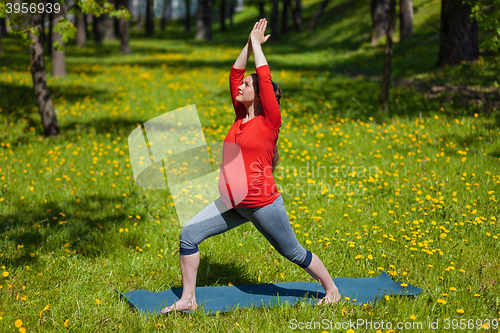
top-left (0, 192), bottom-right (147, 267)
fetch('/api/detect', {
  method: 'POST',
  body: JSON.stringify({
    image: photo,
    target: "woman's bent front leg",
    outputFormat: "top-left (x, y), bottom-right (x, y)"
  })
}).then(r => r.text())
top-left (161, 198), bottom-right (248, 314)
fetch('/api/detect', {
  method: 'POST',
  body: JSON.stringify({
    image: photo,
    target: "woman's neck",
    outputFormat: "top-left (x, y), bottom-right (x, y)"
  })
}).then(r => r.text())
top-left (245, 101), bottom-right (262, 120)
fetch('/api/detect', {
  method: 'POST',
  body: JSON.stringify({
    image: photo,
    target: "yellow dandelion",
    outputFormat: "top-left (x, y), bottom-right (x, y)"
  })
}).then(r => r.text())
top-left (96, 299), bottom-right (101, 304)
top-left (437, 299), bottom-right (447, 304)
top-left (410, 315), bottom-right (416, 320)
top-left (2, 272), bottom-right (8, 277)
top-left (401, 283), bottom-right (408, 287)
top-left (15, 319), bottom-right (22, 328)
top-left (19, 328), bottom-right (26, 333)
top-left (456, 309), bottom-right (464, 314)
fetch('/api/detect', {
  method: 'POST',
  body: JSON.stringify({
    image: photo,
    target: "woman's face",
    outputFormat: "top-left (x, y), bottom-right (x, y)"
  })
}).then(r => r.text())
top-left (236, 76), bottom-right (258, 104)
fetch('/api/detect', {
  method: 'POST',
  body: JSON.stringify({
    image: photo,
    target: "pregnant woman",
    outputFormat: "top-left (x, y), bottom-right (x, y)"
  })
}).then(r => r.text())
top-left (161, 18), bottom-right (341, 313)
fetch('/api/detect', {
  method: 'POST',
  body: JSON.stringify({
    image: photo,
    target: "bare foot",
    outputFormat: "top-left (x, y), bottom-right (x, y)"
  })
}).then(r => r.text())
top-left (160, 298), bottom-right (198, 314)
top-left (316, 290), bottom-right (341, 306)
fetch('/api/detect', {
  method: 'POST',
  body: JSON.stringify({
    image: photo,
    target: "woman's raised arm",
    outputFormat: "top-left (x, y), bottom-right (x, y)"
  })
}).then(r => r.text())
top-left (251, 19), bottom-right (280, 129)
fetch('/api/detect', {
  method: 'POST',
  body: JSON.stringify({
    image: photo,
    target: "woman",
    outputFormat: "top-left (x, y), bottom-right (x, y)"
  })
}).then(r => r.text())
top-left (161, 18), bottom-right (341, 314)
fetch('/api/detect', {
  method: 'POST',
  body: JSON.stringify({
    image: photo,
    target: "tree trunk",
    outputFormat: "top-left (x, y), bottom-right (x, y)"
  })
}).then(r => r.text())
top-left (281, 0), bottom-right (290, 36)
top-left (220, 0), bottom-right (226, 32)
top-left (259, 1), bottom-right (265, 19)
top-left (379, 0), bottom-right (396, 113)
top-left (436, 0), bottom-right (479, 67)
top-left (195, 0), bottom-right (212, 41)
top-left (146, 0), bottom-right (155, 36)
top-left (114, 17), bottom-right (121, 39)
top-left (0, 18), bottom-right (6, 36)
top-left (93, 15), bottom-right (105, 45)
top-left (52, 15), bottom-right (66, 77)
top-left (308, 0), bottom-right (329, 31)
top-left (271, 0), bottom-right (279, 40)
top-left (116, 0), bottom-right (132, 54)
top-left (291, 0), bottom-right (302, 32)
top-left (161, 0), bottom-right (172, 31)
top-left (84, 14), bottom-right (89, 40)
top-left (28, 14), bottom-right (60, 137)
top-left (228, 0), bottom-right (234, 26)
top-left (136, 0), bottom-right (142, 30)
top-left (0, 17), bottom-right (6, 55)
top-left (185, 0), bottom-right (191, 32)
top-left (47, 9), bottom-right (53, 56)
top-left (371, 0), bottom-right (390, 46)
top-left (103, 14), bottom-right (115, 40)
top-left (75, 4), bottom-right (87, 47)
top-left (399, 0), bottom-right (413, 41)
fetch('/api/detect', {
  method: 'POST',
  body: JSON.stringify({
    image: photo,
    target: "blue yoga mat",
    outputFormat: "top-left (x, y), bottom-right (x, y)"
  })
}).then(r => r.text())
top-left (117, 271), bottom-right (422, 316)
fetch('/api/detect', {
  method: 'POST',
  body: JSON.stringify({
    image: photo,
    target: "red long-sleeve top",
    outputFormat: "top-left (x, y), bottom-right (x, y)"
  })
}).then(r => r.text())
top-left (218, 64), bottom-right (282, 208)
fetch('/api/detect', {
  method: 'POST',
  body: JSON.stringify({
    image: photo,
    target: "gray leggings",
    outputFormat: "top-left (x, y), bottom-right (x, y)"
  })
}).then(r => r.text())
top-left (179, 195), bottom-right (312, 268)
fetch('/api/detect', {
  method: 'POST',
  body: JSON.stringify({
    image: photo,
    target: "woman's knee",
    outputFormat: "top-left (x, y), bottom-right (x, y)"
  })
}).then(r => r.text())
top-left (279, 245), bottom-right (313, 268)
top-left (179, 225), bottom-right (200, 255)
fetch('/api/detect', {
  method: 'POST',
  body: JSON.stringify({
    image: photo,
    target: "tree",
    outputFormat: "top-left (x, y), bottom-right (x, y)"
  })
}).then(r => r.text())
top-left (52, 15), bottom-right (66, 77)
top-left (270, 0), bottom-right (279, 40)
top-left (75, 4), bottom-right (87, 47)
top-left (161, 0), bottom-right (172, 31)
top-left (258, 0), bottom-right (265, 19)
top-left (0, 23), bottom-right (3, 55)
top-left (379, 0), bottom-right (396, 113)
top-left (291, 0), bottom-right (302, 32)
top-left (0, 17), bottom-right (5, 55)
top-left (437, 0), bottom-right (478, 67)
top-left (281, 0), bottom-right (291, 36)
top-left (28, 14), bottom-right (60, 136)
top-left (146, 0), bottom-right (154, 36)
top-left (467, 0), bottom-right (500, 52)
top-left (220, 0), bottom-right (226, 32)
top-left (185, 0), bottom-right (191, 32)
top-left (371, 0), bottom-right (390, 45)
top-left (399, 0), bottom-right (413, 41)
top-left (103, 13), bottom-right (115, 40)
top-left (308, 0), bottom-right (329, 31)
top-left (2, 0), bottom-right (129, 137)
top-left (93, 14), bottom-right (105, 45)
top-left (228, 0), bottom-right (234, 26)
top-left (195, 0), bottom-right (212, 41)
top-left (117, 0), bottom-right (131, 54)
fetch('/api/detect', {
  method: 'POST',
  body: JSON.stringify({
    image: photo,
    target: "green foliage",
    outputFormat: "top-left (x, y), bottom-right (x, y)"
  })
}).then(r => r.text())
top-left (465, 0), bottom-right (500, 52)
top-left (2, 0), bottom-right (129, 50)
top-left (52, 17), bottom-right (77, 50)
top-left (0, 0), bottom-right (6, 18)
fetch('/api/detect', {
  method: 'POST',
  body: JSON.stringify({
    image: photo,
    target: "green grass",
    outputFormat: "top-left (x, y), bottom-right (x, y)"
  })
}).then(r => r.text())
top-left (0, 0), bottom-right (499, 331)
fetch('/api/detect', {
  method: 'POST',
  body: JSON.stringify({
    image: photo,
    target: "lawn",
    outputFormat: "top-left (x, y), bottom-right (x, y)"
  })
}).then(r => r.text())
top-left (0, 0), bottom-right (499, 332)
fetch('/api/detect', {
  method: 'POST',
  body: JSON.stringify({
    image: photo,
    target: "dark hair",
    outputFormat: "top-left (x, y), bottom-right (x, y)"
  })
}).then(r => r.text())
top-left (250, 73), bottom-right (281, 172)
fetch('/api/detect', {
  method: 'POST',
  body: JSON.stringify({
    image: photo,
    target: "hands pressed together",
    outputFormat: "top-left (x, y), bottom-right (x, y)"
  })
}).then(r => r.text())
top-left (248, 18), bottom-right (271, 46)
